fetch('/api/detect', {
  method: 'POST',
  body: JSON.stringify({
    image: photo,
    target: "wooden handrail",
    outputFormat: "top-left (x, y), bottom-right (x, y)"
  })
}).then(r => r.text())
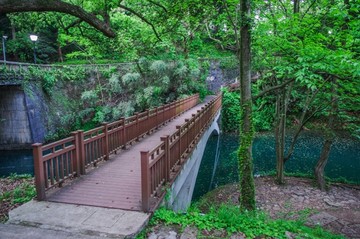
top-left (32, 94), bottom-right (199, 200)
top-left (141, 94), bottom-right (222, 212)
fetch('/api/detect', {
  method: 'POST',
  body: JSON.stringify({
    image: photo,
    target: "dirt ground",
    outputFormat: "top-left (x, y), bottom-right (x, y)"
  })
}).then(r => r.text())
top-left (214, 177), bottom-right (360, 238)
top-left (150, 176), bottom-right (360, 239)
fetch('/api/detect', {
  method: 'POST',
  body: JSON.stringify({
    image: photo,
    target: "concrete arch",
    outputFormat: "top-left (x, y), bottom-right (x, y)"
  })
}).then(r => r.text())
top-left (167, 111), bottom-right (220, 211)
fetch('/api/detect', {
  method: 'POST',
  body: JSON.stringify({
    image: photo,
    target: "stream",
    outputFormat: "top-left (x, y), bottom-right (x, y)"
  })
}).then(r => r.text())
top-left (192, 132), bottom-right (360, 201)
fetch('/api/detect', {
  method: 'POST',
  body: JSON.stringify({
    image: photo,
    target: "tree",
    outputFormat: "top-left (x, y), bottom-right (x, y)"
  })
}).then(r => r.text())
top-left (237, 0), bottom-right (256, 210)
top-left (252, 0), bottom-right (359, 185)
top-left (0, 0), bottom-right (115, 37)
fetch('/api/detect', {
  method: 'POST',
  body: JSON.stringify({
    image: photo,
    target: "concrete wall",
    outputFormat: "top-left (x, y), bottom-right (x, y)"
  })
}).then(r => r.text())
top-left (167, 111), bottom-right (220, 212)
top-left (0, 86), bottom-right (32, 149)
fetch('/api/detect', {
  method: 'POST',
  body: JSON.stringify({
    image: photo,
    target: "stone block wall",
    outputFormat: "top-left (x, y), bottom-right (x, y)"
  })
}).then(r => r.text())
top-left (0, 86), bottom-right (32, 149)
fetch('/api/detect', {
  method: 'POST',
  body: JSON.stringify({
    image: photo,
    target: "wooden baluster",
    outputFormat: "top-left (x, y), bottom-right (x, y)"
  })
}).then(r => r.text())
top-left (121, 117), bottom-right (126, 149)
top-left (102, 123), bottom-right (109, 160)
top-left (135, 113), bottom-right (140, 141)
top-left (185, 119), bottom-right (190, 155)
top-left (33, 143), bottom-right (45, 200)
top-left (176, 125), bottom-right (182, 163)
top-left (161, 135), bottom-right (170, 182)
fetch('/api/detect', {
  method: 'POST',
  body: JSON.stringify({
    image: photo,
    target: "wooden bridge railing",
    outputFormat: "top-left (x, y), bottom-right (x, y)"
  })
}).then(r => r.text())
top-left (140, 94), bottom-right (222, 212)
top-left (33, 94), bottom-right (199, 200)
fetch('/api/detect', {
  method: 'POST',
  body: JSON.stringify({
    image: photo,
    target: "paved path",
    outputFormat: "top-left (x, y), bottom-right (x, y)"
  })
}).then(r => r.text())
top-left (5, 200), bottom-right (148, 238)
top-left (2, 96), bottom-right (215, 238)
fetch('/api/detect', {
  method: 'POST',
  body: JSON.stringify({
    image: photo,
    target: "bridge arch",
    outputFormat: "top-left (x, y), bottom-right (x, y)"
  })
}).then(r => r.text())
top-left (166, 111), bottom-right (220, 212)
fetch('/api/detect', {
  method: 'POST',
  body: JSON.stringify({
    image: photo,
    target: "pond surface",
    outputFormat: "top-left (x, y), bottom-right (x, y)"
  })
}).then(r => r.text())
top-left (0, 149), bottom-right (33, 177)
top-left (192, 132), bottom-right (360, 201)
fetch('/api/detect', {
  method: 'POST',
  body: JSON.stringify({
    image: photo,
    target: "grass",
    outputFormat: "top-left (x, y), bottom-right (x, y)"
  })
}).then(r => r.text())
top-left (0, 174), bottom-right (36, 222)
top-left (139, 205), bottom-right (345, 239)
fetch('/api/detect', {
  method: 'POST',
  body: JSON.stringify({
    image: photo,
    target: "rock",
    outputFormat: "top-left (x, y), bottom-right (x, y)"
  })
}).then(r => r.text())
top-left (273, 205), bottom-right (280, 211)
top-left (323, 198), bottom-right (343, 207)
top-left (285, 231), bottom-right (297, 239)
top-left (270, 187), bottom-right (278, 191)
top-left (230, 232), bottom-right (246, 239)
top-left (180, 226), bottom-right (198, 239)
top-left (148, 228), bottom-right (177, 239)
top-left (307, 212), bottom-right (338, 226)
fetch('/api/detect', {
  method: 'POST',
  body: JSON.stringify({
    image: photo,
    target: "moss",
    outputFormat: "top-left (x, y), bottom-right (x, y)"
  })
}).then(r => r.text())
top-left (237, 101), bottom-right (256, 211)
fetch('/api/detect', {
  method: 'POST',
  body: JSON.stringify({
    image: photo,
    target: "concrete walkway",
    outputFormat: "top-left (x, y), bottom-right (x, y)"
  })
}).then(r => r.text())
top-left (4, 201), bottom-right (148, 238)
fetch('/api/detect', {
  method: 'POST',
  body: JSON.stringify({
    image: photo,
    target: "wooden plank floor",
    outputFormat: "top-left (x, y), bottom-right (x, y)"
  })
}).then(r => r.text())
top-left (47, 96), bottom-right (214, 211)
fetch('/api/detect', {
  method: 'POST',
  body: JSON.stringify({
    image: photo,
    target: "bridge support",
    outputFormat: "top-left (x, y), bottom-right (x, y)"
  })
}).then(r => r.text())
top-left (166, 111), bottom-right (220, 212)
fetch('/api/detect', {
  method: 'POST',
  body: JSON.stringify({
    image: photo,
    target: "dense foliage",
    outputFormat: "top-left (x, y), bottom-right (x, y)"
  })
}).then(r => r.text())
top-left (0, 0), bottom-right (358, 213)
top-left (0, 58), bottom-right (209, 141)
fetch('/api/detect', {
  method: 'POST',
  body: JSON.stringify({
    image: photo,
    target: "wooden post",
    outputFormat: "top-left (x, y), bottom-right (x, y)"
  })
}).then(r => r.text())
top-left (141, 151), bottom-right (150, 212)
top-left (71, 131), bottom-right (80, 177)
top-left (78, 130), bottom-right (86, 175)
top-left (135, 113), bottom-right (140, 141)
top-left (33, 143), bottom-right (46, 200)
top-left (102, 123), bottom-right (109, 160)
top-left (176, 125), bottom-right (182, 163)
top-left (161, 135), bottom-right (170, 181)
top-left (155, 108), bottom-right (159, 129)
top-left (121, 118), bottom-right (126, 149)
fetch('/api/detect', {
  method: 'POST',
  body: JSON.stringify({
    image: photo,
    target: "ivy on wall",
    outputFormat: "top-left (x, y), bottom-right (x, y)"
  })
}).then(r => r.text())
top-left (0, 58), bottom-right (210, 142)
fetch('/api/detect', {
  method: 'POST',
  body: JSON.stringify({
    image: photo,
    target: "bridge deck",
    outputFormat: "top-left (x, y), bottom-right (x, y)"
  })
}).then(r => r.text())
top-left (47, 96), bottom-right (215, 211)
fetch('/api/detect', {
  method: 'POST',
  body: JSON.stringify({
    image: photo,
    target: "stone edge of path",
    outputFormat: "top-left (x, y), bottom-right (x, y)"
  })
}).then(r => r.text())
top-left (5, 200), bottom-right (150, 238)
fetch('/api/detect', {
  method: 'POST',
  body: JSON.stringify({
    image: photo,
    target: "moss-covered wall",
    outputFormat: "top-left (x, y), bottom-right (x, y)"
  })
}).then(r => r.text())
top-left (1, 58), bottom-right (224, 147)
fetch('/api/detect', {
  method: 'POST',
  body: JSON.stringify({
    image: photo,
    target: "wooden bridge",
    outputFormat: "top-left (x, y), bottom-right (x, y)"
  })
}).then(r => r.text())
top-left (32, 94), bottom-right (222, 212)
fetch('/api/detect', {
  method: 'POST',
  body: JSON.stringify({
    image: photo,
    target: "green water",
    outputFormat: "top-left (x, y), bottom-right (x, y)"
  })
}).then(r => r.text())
top-left (192, 132), bottom-right (360, 201)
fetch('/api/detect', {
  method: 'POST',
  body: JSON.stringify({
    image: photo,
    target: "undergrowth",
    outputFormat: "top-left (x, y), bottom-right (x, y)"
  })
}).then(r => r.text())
top-left (0, 174), bottom-right (36, 222)
top-left (140, 205), bottom-right (344, 239)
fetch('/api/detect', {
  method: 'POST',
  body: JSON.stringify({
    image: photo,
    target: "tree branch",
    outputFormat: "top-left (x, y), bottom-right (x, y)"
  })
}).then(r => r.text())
top-left (205, 23), bottom-right (225, 50)
top-left (254, 78), bottom-right (295, 100)
top-left (0, 0), bottom-right (115, 37)
top-left (146, 0), bottom-right (167, 13)
top-left (119, 4), bottom-right (162, 41)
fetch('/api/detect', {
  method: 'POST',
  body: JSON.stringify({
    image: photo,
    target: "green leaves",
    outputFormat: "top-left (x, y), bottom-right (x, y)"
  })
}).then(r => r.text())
top-left (151, 205), bottom-right (344, 239)
top-left (221, 88), bottom-right (241, 133)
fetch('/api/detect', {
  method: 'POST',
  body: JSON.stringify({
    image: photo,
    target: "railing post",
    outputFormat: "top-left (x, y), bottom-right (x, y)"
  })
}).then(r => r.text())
top-left (121, 117), bottom-right (126, 148)
top-left (71, 131), bottom-right (80, 177)
top-left (135, 113), bottom-right (140, 140)
top-left (197, 110), bottom-right (201, 135)
top-left (161, 135), bottom-right (170, 181)
top-left (176, 125), bottom-right (182, 162)
top-left (78, 130), bottom-right (86, 175)
top-left (102, 122), bottom-right (109, 160)
top-left (192, 114), bottom-right (197, 140)
top-left (162, 106), bottom-right (165, 124)
top-left (141, 151), bottom-right (150, 212)
top-left (33, 143), bottom-right (46, 200)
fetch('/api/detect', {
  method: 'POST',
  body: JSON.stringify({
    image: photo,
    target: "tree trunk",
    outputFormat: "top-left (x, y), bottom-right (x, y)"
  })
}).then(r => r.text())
top-left (274, 79), bottom-right (293, 184)
top-left (275, 89), bottom-right (286, 184)
top-left (57, 43), bottom-right (63, 62)
top-left (315, 138), bottom-right (333, 191)
top-left (238, 0), bottom-right (255, 211)
top-left (315, 78), bottom-right (337, 191)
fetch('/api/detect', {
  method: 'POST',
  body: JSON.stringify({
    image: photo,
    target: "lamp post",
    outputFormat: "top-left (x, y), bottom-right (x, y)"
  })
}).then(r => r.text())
top-left (29, 34), bottom-right (38, 64)
top-left (2, 35), bottom-right (7, 65)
